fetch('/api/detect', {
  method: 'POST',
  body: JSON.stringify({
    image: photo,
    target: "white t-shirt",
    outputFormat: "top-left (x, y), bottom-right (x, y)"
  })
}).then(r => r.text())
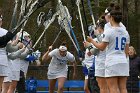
top-left (104, 22), bottom-right (126, 31)
top-left (48, 49), bottom-right (75, 74)
top-left (0, 28), bottom-right (8, 66)
top-left (82, 49), bottom-right (95, 69)
top-left (11, 59), bottom-right (21, 72)
top-left (0, 27), bottom-right (8, 36)
top-left (102, 26), bottom-right (130, 66)
top-left (20, 59), bottom-right (29, 74)
top-left (96, 34), bottom-right (106, 69)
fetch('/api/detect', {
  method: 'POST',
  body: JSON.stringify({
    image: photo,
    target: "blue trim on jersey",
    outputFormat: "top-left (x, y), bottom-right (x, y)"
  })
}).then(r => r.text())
top-left (82, 66), bottom-right (88, 76)
top-left (82, 56), bottom-right (96, 76)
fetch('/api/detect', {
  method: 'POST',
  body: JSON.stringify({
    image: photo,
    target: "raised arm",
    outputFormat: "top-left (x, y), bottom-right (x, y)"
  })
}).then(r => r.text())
top-left (42, 46), bottom-right (52, 62)
top-left (86, 36), bottom-right (108, 51)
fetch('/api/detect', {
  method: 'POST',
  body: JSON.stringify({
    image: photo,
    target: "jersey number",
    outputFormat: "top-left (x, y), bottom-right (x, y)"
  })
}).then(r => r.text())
top-left (115, 37), bottom-right (126, 50)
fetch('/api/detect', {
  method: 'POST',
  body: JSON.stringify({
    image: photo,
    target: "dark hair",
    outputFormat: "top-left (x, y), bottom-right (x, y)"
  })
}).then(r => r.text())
top-left (105, 2), bottom-right (115, 14)
top-left (110, 10), bottom-right (122, 23)
top-left (105, 3), bottom-right (121, 15)
top-left (114, 4), bottom-right (121, 11)
top-left (101, 15), bottom-right (105, 20)
top-left (61, 42), bottom-right (66, 46)
top-left (109, 2), bottom-right (115, 7)
top-left (97, 19), bottom-right (106, 29)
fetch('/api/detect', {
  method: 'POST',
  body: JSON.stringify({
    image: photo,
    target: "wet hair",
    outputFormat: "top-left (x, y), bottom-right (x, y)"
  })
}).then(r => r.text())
top-left (110, 10), bottom-right (122, 23)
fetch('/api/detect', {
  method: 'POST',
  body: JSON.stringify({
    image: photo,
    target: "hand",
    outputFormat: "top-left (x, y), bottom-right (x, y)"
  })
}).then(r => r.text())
top-left (36, 60), bottom-right (41, 66)
top-left (48, 46), bottom-right (52, 52)
top-left (83, 41), bottom-right (90, 48)
top-left (86, 36), bottom-right (93, 43)
top-left (17, 42), bottom-right (24, 49)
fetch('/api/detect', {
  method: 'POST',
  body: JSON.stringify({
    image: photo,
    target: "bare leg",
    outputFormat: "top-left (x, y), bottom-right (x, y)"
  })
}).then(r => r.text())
top-left (84, 78), bottom-right (90, 93)
top-left (57, 77), bottom-right (66, 93)
top-left (7, 80), bottom-right (18, 93)
top-left (118, 76), bottom-right (128, 93)
top-left (0, 77), bottom-right (4, 93)
top-left (2, 82), bottom-right (11, 93)
top-left (96, 77), bottom-right (109, 93)
top-left (49, 79), bottom-right (57, 93)
top-left (106, 77), bottom-right (119, 93)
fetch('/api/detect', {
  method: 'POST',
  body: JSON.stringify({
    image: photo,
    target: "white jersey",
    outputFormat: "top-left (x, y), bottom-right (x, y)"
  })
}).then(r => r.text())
top-left (82, 49), bottom-right (95, 69)
top-left (102, 26), bottom-right (130, 67)
top-left (48, 49), bottom-right (75, 74)
top-left (20, 59), bottom-right (29, 74)
top-left (104, 22), bottom-right (126, 31)
top-left (11, 59), bottom-right (21, 72)
top-left (0, 28), bottom-right (8, 66)
top-left (95, 34), bottom-right (106, 77)
top-left (96, 34), bottom-right (106, 69)
top-left (0, 27), bottom-right (8, 36)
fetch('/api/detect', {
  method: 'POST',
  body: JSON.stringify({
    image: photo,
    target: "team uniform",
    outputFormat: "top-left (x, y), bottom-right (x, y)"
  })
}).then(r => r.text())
top-left (10, 59), bottom-right (21, 81)
top-left (47, 49), bottom-right (75, 79)
top-left (95, 34), bottom-right (106, 77)
top-left (102, 26), bottom-right (130, 77)
top-left (16, 59), bottom-right (29, 93)
top-left (0, 28), bottom-right (9, 77)
top-left (104, 22), bottom-right (126, 31)
top-left (20, 59), bottom-right (29, 75)
top-left (3, 60), bottom-right (13, 82)
top-left (82, 49), bottom-right (95, 79)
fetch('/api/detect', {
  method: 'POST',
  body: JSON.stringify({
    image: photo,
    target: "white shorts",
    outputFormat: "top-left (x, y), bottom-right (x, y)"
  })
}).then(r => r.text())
top-left (105, 63), bottom-right (129, 77)
top-left (0, 65), bottom-right (8, 77)
top-left (3, 67), bottom-right (13, 82)
top-left (11, 71), bottom-right (20, 81)
top-left (3, 75), bottom-right (12, 82)
top-left (85, 75), bottom-right (88, 79)
top-left (95, 68), bottom-right (105, 77)
top-left (47, 70), bottom-right (67, 79)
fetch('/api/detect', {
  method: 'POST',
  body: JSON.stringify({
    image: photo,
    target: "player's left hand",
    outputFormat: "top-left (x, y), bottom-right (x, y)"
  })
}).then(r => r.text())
top-left (86, 36), bottom-right (93, 42)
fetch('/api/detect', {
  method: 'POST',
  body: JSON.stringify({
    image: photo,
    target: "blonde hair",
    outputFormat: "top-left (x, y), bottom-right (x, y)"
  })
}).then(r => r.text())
top-left (129, 46), bottom-right (137, 55)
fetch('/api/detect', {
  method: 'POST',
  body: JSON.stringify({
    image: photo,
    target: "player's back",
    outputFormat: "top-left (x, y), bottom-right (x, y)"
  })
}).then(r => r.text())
top-left (103, 26), bottom-right (130, 66)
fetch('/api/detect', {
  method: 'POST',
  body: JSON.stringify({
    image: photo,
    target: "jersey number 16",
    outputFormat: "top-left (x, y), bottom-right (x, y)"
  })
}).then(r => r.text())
top-left (115, 37), bottom-right (126, 50)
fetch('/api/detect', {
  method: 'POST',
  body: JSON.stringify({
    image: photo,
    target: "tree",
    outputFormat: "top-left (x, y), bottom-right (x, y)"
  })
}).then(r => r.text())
top-left (121, 0), bottom-right (128, 29)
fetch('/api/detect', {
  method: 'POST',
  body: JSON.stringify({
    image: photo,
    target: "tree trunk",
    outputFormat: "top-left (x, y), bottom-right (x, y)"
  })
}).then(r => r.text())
top-left (134, 0), bottom-right (140, 54)
top-left (121, 0), bottom-right (128, 29)
top-left (94, 0), bottom-right (99, 21)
